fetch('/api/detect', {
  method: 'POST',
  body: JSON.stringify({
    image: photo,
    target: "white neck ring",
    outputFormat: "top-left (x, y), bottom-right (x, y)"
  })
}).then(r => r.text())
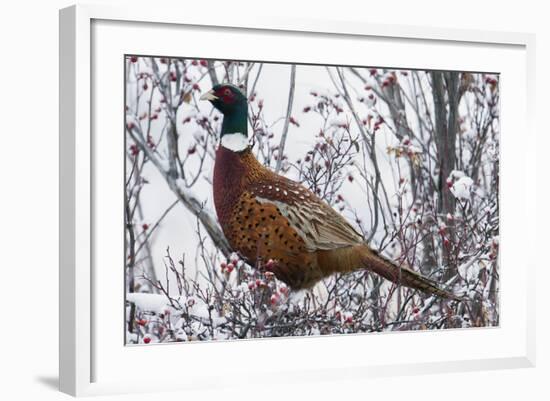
top-left (221, 132), bottom-right (249, 152)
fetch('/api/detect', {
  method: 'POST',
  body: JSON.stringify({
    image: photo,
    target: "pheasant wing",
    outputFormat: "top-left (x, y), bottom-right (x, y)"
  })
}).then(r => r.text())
top-left (248, 175), bottom-right (364, 252)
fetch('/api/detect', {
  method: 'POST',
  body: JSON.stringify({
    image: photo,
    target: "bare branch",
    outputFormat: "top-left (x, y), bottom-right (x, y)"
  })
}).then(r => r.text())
top-left (275, 65), bottom-right (296, 173)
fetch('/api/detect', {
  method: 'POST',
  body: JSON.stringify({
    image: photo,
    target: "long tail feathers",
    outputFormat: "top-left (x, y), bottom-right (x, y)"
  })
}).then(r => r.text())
top-left (360, 247), bottom-right (462, 301)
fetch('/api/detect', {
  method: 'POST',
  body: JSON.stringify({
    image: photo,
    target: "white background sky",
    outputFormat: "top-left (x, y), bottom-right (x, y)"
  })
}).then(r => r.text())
top-left (1, 0), bottom-right (548, 400)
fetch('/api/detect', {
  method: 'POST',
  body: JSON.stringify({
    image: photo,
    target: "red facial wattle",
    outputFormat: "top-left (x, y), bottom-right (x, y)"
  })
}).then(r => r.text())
top-left (216, 87), bottom-right (236, 104)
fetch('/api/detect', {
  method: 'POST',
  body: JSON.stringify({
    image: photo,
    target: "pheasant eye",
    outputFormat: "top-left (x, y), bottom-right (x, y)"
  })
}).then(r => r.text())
top-left (224, 88), bottom-right (232, 96)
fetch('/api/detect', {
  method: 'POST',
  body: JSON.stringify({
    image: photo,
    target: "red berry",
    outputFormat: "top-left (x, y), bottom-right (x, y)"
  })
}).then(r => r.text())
top-left (192, 83), bottom-right (200, 91)
top-left (199, 59), bottom-right (208, 67)
top-left (136, 319), bottom-right (147, 326)
top-left (412, 307), bottom-right (420, 314)
top-left (143, 336), bottom-right (151, 344)
top-left (265, 259), bottom-right (275, 271)
top-left (130, 56), bottom-right (138, 63)
top-left (142, 224), bottom-right (149, 231)
top-left (369, 68), bottom-right (377, 76)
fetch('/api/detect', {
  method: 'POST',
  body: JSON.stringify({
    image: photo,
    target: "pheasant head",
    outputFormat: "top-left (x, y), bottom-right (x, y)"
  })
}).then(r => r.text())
top-left (200, 84), bottom-right (249, 152)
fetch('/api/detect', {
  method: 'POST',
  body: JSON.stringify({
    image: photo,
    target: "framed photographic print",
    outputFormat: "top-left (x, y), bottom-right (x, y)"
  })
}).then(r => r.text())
top-left (59, 3), bottom-right (536, 396)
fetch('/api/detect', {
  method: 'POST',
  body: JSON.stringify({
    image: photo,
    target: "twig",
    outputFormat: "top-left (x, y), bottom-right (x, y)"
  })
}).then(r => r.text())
top-left (275, 64), bottom-right (296, 173)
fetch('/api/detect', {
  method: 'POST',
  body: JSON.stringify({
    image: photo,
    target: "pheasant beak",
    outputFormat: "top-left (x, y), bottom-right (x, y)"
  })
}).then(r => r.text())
top-left (200, 90), bottom-right (218, 101)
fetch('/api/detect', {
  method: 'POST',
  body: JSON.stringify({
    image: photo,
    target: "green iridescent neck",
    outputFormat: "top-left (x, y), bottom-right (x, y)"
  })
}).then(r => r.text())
top-left (221, 103), bottom-right (248, 137)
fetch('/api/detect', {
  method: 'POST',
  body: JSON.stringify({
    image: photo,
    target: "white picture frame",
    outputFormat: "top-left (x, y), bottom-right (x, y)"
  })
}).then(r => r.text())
top-left (59, 3), bottom-right (536, 397)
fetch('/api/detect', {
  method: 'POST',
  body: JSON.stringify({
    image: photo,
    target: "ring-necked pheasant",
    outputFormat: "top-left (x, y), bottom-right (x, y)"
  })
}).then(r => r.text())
top-left (200, 83), bottom-right (459, 300)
